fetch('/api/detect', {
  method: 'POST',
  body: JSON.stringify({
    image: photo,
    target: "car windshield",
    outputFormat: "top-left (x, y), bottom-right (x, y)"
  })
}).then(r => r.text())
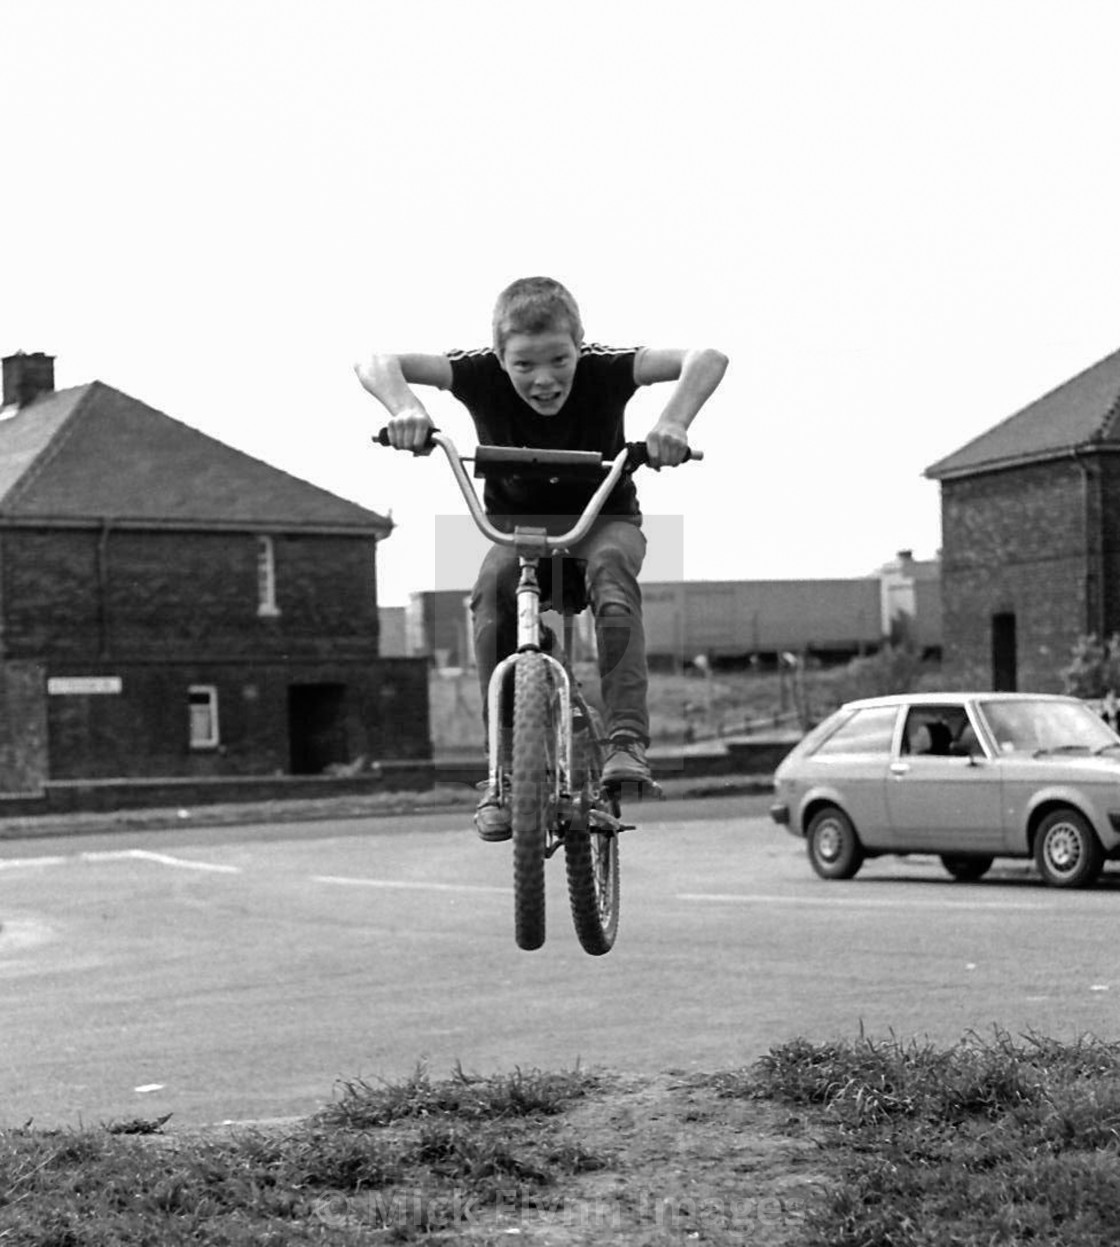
top-left (978, 699), bottom-right (1119, 755)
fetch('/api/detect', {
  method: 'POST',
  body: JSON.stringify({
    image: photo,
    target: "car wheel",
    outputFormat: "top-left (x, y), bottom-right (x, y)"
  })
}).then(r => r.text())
top-left (1033, 808), bottom-right (1104, 889)
top-left (940, 854), bottom-right (994, 882)
top-left (806, 806), bottom-right (864, 880)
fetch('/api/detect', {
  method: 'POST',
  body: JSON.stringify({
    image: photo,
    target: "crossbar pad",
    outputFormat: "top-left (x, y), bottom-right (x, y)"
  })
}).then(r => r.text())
top-left (473, 445), bottom-right (605, 479)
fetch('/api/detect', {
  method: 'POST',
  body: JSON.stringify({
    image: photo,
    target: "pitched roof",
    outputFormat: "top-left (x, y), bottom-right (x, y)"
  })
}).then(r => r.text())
top-left (0, 382), bottom-right (391, 534)
top-left (925, 347), bottom-right (1120, 480)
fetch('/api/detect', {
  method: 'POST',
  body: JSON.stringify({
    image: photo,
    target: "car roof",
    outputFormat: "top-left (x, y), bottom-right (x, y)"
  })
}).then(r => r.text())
top-left (840, 692), bottom-right (1081, 711)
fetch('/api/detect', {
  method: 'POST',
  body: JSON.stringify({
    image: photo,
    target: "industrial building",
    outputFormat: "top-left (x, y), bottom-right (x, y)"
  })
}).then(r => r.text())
top-left (380, 550), bottom-right (941, 669)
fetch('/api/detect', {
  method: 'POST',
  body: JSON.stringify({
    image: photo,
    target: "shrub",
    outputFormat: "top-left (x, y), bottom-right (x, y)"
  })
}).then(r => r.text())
top-left (1061, 633), bottom-right (1120, 699)
top-left (835, 643), bottom-right (928, 702)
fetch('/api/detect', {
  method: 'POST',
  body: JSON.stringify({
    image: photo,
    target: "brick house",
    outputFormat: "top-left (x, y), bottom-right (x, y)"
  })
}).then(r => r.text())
top-left (925, 347), bottom-right (1120, 692)
top-left (0, 351), bottom-right (429, 798)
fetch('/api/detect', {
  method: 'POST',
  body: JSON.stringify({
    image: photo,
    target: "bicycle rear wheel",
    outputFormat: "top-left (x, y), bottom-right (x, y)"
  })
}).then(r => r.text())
top-left (511, 653), bottom-right (555, 951)
top-left (565, 707), bottom-right (619, 955)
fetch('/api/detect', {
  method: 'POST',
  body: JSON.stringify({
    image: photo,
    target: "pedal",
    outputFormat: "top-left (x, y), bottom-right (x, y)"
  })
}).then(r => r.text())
top-left (588, 808), bottom-right (635, 834)
top-left (601, 777), bottom-right (664, 802)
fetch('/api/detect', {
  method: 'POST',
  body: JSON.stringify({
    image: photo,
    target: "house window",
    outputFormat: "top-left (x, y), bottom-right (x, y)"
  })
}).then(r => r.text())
top-left (188, 685), bottom-right (220, 749)
top-left (257, 535), bottom-right (280, 616)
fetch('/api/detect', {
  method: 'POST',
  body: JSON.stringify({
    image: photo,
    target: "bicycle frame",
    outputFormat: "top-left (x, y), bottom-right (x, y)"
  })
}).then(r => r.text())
top-left (423, 432), bottom-right (639, 825)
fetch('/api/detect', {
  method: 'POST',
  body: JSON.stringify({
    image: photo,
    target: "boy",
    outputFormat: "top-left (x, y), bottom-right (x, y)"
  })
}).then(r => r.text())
top-left (355, 277), bottom-right (727, 840)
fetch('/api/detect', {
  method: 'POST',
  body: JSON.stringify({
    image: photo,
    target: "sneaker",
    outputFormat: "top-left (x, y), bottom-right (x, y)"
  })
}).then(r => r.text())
top-left (474, 790), bottom-right (512, 842)
top-left (602, 736), bottom-right (652, 787)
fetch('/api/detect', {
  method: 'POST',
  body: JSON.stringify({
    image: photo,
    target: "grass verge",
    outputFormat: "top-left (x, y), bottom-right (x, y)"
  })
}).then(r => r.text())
top-left (708, 1027), bottom-right (1120, 1246)
top-left (0, 1065), bottom-right (606, 1245)
top-left (5, 1033), bottom-right (1120, 1244)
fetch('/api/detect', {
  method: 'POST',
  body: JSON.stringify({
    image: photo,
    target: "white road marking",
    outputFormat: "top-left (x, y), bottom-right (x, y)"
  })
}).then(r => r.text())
top-left (676, 891), bottom-right (1053, 911)
top-left (313, 874), bottom-right (510, 896)
top-left (0, 855), bottom-right (70, 870)
top-left (0, 918), bottom-right (55, 952)
top-left (0, 850), bottom-right (240, 874)
top-left (92, 850), bottom-right (241, 874)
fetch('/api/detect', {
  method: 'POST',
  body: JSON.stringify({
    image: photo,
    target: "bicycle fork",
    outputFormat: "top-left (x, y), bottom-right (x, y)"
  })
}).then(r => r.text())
top-left (485, 555), bottom-right (574, 821)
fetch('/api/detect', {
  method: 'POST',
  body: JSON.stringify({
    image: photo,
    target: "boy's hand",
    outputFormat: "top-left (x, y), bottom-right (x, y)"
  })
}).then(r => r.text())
top-left (386, 407), bottom-right (435, 452)
top-left (646, 420), bottom-right (691, 469)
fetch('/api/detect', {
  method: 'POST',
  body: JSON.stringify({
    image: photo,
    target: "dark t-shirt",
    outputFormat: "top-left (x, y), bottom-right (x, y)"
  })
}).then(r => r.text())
top-left (447, 343), bottom-right (642, 525)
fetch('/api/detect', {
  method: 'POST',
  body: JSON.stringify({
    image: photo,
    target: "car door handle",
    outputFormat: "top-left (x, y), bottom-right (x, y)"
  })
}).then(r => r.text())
top-left (890, 762), bottom-right (911, 776)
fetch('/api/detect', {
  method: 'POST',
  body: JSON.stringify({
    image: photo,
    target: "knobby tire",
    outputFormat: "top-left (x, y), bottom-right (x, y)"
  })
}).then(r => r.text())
top-left (511, 653), bottom-right (554, 951)
top-left (564, 705), bottom-right (620, 956)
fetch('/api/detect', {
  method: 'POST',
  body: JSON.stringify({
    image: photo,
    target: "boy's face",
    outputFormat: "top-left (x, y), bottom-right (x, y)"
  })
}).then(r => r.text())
top-left (499, 329), bottom-right (580, 417)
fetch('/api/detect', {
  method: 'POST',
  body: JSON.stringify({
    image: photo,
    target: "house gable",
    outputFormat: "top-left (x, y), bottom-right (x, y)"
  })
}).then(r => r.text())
top-left (923, 345), bottom-right (1120, 691)
top-left (0, 358), bottom-right (430, 794)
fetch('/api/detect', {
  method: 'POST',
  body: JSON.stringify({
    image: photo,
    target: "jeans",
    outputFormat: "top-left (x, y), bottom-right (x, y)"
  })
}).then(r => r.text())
top-left (470, 517), bottom-right (649, 744)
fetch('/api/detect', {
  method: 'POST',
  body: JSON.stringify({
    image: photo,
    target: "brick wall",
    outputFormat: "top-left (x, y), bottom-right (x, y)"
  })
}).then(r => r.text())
top-left (0, 527), bottom-right (381, 661)
top-left (0, 524), bottom-right (431, 785)
top-left (43, 658), bottom-right (430, 780)
top-left (0, 661), bottom-right (48, 794)
top-left (939, 460), bottom-right (1091, 690)
top-left (1097, 454), bottom-right (1120, 637)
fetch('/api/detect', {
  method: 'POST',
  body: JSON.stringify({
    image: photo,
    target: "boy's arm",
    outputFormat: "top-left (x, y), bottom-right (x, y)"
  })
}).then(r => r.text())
top-left (633, 347), bottom-right (729, 467)
top-left (353, 353), bottom-right (453, 451)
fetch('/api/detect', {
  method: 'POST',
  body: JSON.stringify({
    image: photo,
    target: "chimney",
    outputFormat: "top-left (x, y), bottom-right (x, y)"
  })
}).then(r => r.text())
top-left (2, 351), bottom-right (56, 408)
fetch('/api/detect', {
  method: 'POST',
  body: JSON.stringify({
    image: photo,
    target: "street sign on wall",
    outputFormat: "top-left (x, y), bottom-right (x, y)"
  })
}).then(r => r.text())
top-left (46, 676), bottom-right (123, 695)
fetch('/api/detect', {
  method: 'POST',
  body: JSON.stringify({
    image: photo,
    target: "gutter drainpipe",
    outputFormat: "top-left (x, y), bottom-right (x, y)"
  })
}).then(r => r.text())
top-left (97, 519), bottom-right (111, 659)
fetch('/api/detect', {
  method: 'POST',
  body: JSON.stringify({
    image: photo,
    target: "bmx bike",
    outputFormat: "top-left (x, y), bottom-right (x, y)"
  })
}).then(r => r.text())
top-left (376, 428), bottom-right (699, 956)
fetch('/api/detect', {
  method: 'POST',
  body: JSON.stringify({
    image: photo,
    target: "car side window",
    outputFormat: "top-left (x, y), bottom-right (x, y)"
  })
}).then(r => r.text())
top-left (812, 706), bottom-right (898, 757)
top-left (901, 706), bottom-right (972, 757)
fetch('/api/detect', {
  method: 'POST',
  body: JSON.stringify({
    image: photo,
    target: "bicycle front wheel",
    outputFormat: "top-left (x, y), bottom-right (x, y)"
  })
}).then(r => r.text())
top-left (565, 707), bottom-right (619, 955)
top-left (511, 653), bottom-right (555, 951)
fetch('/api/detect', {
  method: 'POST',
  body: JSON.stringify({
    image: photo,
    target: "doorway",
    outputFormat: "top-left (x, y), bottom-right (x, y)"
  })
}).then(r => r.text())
top-left (288, 683), bottom-right (349, 774)
top-left (991, 612), bottom-right (1017, 691)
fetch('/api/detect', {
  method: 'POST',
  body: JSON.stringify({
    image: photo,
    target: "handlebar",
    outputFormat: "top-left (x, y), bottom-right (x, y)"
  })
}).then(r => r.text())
top-left (374, 428), bottom-right (702, 553)
top-left (374, 428), bottom-right (701, 469)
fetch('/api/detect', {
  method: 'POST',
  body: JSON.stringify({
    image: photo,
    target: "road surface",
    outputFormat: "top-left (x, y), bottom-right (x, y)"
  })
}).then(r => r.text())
top-left (1, 796), bottom-right (1117, 1128)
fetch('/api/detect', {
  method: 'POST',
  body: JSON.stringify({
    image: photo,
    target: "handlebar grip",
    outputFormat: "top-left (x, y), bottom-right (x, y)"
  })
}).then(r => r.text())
top-left (374, 426), bottom-right (438, 452)
top-left (626, 444), bottom-right (703, 468)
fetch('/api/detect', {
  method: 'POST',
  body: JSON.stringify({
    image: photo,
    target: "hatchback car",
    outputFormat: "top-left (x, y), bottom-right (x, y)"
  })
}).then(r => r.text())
top-left (770, 692), bottom-right (1120, 888)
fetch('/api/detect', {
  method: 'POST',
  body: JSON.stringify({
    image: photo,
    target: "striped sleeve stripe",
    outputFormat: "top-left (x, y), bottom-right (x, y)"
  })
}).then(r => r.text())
top-left (445, 347), bottom-right (493, 360)
top-left (581, 342), bottom-right (640, 357)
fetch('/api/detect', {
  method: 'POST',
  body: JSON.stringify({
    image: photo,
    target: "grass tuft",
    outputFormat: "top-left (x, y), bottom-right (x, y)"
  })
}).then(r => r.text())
top-left (104, 1113), bottom-right (174, 1136)
top-left (740, 1027), bottom-right (1120, 1246)
top-left (317, 1061), bottom-right (600, 1129)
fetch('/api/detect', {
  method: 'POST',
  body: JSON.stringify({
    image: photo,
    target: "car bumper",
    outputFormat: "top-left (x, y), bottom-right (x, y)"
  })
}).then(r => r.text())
top-left (769, 801), bottom-right (790, 826)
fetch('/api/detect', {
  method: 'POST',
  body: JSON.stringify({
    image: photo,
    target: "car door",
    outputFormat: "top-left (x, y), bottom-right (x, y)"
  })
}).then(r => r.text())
top-left (885, 704), bottom-right (1004, 851)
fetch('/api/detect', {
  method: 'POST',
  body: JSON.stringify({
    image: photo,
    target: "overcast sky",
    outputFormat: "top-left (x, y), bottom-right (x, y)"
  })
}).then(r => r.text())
top-left (6, 0), bottom-right (1120, 604)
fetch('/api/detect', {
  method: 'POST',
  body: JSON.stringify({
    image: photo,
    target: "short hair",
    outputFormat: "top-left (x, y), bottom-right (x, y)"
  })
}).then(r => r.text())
top-left (491, 277), bottom-right (584, 356)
